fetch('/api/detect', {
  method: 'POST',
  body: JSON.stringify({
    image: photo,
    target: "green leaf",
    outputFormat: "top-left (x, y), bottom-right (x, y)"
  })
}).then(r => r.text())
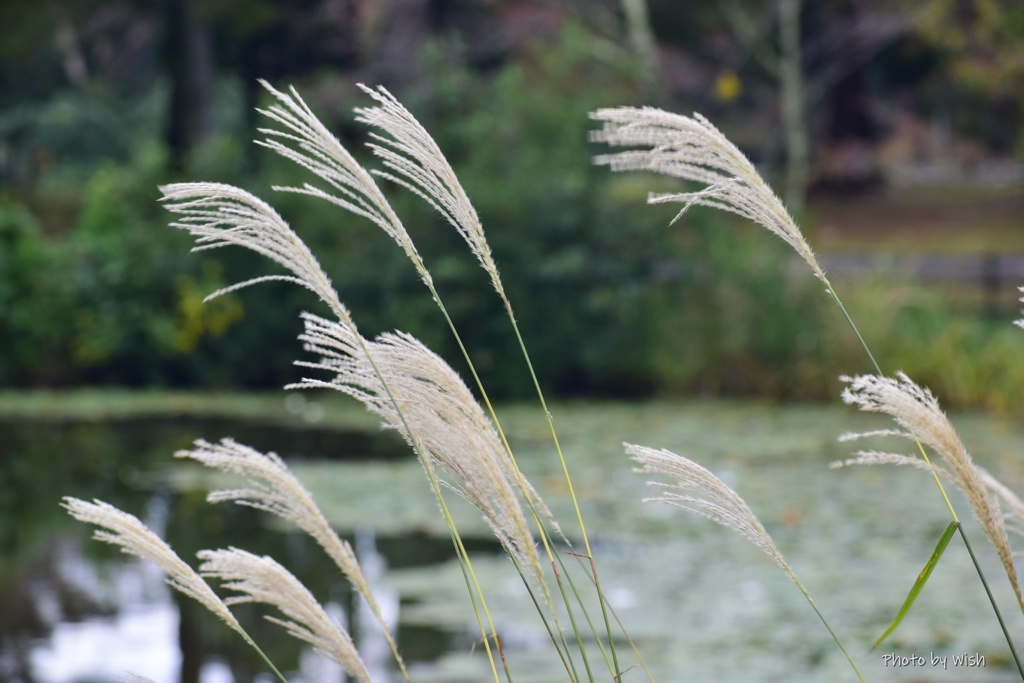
top-left (873, 521), bottom-right (959, 649)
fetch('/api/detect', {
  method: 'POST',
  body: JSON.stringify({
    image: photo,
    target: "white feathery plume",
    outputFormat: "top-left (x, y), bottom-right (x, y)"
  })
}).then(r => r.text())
top-left (292, 312), bottom-right (548, 593)
top-left (175, 439), bottom-right (399, 652)
top-left (255, 80), bottom-right (430, 284)
top-left (159, 182), bottom-right (349, 321)
top-left (354, 83), bottom-right (569, 547)
top-left (830, 450), bottom-right (952, 478)
top-left (62, 498), bottom-right (242, 634)
top-left (627, 444), bottom-right (788, 572)
top-left (199, 547), bottom-right (372, 683)
top-left (628, 444), bottom-right (867, 680)
top-left (840, 372), bottom-right (1023, 610)
top-left (257, 82), bottom-right (560, 552)
top-left (354, 84), bottom-right (502, 294)
top-left (979, 469), bottom-right (1024, 542)
top-left (590, 107), bottom-right (826, 283)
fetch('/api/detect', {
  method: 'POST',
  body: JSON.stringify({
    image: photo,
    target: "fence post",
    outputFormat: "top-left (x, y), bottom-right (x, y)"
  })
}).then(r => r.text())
top-left (981, 253), bottom-right (1001, 317)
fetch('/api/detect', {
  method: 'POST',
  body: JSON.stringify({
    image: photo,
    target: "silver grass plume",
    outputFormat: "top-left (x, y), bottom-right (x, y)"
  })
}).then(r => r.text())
top-left (292, 312), bottom-right (548, 595)
top-left (351, 83), bottom-right (604, 658)
top-left (255, 83), bottom-right (562, 553)
top-left (628, 444), bottom-right (866, 681)
top-left (831, 449), bottom-right (949, 477)
top-left (160, 122), bottom-right (522, 652)
top-left (626, 444), bottom-right (788, 572)
top-left (839, 372), bottom-right (1023, 610)
top-left (159, 182), bottom-right (349, 321)
top-left (200, 547), bottom-right (372, 683)
top-left (353, 83), bottom-right (572, 556)
top-left (255, 80), bottom-right (430, 285)
top-left (62, 498), bottom-right (242, 634)
top-left (979, 470), bottom-right (1024, 543)
top-left (176, 438), bottom-right (401, 662)
top-left (354, 84), bottom-right (503, 296)
top-left (590, 107), bottom-right (826, 284)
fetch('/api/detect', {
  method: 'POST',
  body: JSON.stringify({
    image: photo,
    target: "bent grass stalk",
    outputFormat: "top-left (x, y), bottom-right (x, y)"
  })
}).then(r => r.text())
top-left (834, 373), bottom-right (1024, 671)
top-left (816, 256), bottom-right (1021, 665)
top-left (591, 106), bottom-right (1023, 676)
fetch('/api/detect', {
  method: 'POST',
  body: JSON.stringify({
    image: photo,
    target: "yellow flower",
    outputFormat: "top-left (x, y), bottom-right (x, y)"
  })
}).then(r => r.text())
top-left (714, 70), bottom-right (742, 103)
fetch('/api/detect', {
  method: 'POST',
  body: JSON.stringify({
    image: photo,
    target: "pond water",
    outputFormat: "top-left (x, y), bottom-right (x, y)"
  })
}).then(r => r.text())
top-left (2, 398), bottom-right (1024, 683)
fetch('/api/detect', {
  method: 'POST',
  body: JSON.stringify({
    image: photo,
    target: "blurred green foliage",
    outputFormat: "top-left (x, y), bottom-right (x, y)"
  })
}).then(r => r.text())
top-left (1, 22), bottom-right (1022, 413)
top-left (0, 201), bottom-right (70, 383)
top-left (917, 0), bottom-right (1024, 156)
top-left (816, 276), bottom-right (1024, 414)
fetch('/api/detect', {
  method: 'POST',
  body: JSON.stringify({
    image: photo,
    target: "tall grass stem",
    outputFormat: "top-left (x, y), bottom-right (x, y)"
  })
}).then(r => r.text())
top-left (956, 525), bottom-right (1024, 678)
top-left (787, 571), bottom-right (865, 682)
top-left (351, 323), bottom-right (507, 683)
top-left (507, 311), bottom-right (623, 678)
top-left (426, 291), bottom-right (587, 681)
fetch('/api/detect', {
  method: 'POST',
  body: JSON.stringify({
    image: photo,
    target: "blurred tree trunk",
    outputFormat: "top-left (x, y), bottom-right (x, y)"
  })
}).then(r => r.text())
top-left (365, 0), bottom-right (430, 87)
top-left (621, 0), bottom-right (657, 84)
top-left (723, 1), bottom-right (909, 206)
top-left (52, 7), bottom-right (88, 87)
top-left (177, 595), bottom-right (201, 683)
top-left (778, 0), bottom-right (807, 211)
top-left (164, 0), bottom-right (214, 172)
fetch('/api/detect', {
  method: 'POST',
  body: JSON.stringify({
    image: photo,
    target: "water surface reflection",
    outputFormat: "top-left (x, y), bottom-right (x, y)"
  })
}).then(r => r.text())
top-left (0, 415), bottom-right (447, 683)
top-left (3, 402), bottom-right (1024, 682)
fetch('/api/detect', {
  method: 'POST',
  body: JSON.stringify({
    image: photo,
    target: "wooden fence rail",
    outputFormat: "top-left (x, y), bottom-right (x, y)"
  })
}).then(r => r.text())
top-left (817, 252), bottom-right (1024, 314)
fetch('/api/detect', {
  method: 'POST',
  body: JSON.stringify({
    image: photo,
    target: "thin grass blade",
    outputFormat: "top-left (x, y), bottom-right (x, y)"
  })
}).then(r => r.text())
top-left (873, 520), bottom-right (959, 649)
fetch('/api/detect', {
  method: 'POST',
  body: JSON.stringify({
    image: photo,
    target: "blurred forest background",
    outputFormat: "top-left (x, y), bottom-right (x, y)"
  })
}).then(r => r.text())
top-left (2, 0), bottom-right (1024, 409)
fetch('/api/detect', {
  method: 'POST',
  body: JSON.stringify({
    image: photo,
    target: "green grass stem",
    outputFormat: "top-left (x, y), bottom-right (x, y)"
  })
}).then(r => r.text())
top-left (957, 524), bottom-right (1024, 678)
top-left (427, 290), bottom-right (587, 680)
top-left (785, 570), bottom-right (865, 682)
top-left (506, 305), bottom-right (623, 679)
top-left (873, 521), bottom-right (959, 649)
top-left (238, 631), bottom-right (290, 683)
top-left (423, 278), bottom-right (627, 681)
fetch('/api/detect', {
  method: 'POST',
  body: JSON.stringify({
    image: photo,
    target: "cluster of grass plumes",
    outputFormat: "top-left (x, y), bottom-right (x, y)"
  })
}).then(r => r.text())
top-left (595, 104), bottom-right (1024, 676)
top-left (69, 80), bottom-right (637, 683)
top-left (66, 83), bottom-right (1024, 683)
